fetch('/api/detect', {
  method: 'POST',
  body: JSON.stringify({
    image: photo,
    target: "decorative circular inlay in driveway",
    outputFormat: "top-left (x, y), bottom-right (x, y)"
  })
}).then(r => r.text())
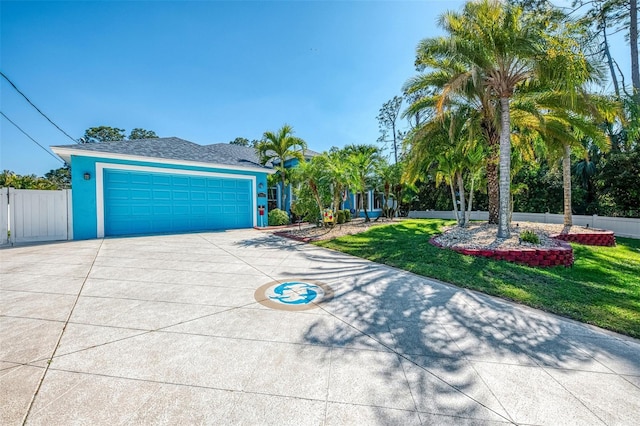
top-left (254, 279), bottom-right (334, 311)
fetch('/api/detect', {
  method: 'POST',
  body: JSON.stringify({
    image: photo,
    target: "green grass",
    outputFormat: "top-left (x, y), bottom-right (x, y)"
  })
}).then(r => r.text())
top-left (316, 219), bottom-right (640, 338)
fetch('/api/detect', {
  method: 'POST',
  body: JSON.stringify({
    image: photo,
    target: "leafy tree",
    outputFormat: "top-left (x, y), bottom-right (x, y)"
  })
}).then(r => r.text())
top-left (377, 96), bottom-right (404, 163)
top-left (323, 148), bottom-right (351, 213)
top-left (0, 170), bottom-right (59, 190)
top-left (256, 124), bottom-right (307, 213)
top-left (129, 128), bottom-right (158, 140)
top-left (573, 0), bottom-right (639, 102)
top-left (81, 126), bottom-right (126, 143)
top-left (404, 104), bottom-right (484, 227)
top-left (81, 126), bottom-right (159, 143)
top-left (597, 143), bottom-right (640, 216)
top-left (44, 165), bottom-right (71, 189)
top-left (290, 155), bottom-right (331, 224)
top-left (406, 25), bottom-right (502, 224)
top-left (423, 0), bottom-right (595, 237)
top-left (344, 144), bottom-right (382, 222)
top-left (376, 160), bottom-right (406, 219)
top-left (229, 137), bottom-right (251, 146)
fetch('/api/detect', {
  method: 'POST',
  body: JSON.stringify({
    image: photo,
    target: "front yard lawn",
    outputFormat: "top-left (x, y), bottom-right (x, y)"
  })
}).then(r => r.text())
top-left (315, 219), bottom-right (640, 338)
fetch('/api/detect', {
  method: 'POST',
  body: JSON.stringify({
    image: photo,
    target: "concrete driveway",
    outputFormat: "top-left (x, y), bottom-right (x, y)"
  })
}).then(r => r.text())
top-left (1, 229), bottom-right (639, 425)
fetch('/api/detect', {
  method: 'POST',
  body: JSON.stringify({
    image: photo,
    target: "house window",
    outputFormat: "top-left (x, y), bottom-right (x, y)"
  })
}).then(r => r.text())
top-left (268, 187), bottom-right (278, 211)
top-left (355, 192), bottom-right (369, 210)
top-left (373, 192), bottom-right (384, 210)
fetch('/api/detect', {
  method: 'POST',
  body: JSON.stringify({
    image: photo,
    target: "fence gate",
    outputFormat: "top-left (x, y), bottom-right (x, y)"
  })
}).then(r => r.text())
top-left (0, 188), bottom-right (8, 245)
top-left (2, 188), bottom-right (72, 245)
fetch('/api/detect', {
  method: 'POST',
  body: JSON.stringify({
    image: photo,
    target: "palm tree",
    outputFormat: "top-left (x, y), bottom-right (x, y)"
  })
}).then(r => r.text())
top-left (256, 124), bottom-right (307, 213)
top-left (405, 42), bottom-right (501, 224)
top-left (290, 155), bottom-right (327, 225)
top-left (415, 0), bottom-right (594, 237)
top-left (344, 145), bottom-right (382, 222)
top-left (404, 105), bottom-right (481, 227)
top-left (322, 148), bottom-right (351, 214)
top-left (512, 90), bottom-right (618, 225)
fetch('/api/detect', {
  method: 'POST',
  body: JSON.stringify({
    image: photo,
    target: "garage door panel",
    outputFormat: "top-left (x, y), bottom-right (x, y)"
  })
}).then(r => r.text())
top-left (153, 190), bottom-right (171, 200)
top-left (173, 176), bottom-right (189, 186)
top-left (191, 177), bottom-right (206, 187)
top-left (131, 174), bottom-right (152, 185)
top-left (104, 169), bottom-right (253, 236)
top-left (152, 175), bottom-right (171, 185)
top-left (131, 189), bottom-right (152, 200)
top-left (153, 205), bottom-right (171, 215)
top-left (191, 191), bottom-right (206, 201)
top-left (131, 205), bottom-right (152, 215)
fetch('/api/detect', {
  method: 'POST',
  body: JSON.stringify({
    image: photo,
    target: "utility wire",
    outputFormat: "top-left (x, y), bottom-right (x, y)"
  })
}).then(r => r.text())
top-left (0, 111), bottom-right (65, 164)
top-left (0, 71), bottom-right (79, 144)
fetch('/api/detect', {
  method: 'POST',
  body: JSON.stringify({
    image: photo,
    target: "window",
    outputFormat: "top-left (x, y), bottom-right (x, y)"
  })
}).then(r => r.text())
top-left (373, 192), bottom-right (384, 210)
top-left (268, 187), bottom-right (278, 211)
top-left (355, 192), bottom-right (369, 210)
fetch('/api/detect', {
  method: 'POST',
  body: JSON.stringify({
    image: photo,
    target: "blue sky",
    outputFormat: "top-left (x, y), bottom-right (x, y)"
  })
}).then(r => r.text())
top-left (0, 0), bottom-right (633, 176)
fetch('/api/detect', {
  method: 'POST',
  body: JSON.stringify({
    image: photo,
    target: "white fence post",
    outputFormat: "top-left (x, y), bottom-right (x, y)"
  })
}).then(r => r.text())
top-left (8, 188), bottom-right (16, 244)
top-left (0, 188), bottom-right (8, 245)
top-left (66, 189), bottom-right (73, 240)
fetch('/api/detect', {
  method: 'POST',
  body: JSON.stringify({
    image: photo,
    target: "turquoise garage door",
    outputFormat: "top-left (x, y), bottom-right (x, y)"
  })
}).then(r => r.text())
top-left (104, 169), bottom-right (253, 236)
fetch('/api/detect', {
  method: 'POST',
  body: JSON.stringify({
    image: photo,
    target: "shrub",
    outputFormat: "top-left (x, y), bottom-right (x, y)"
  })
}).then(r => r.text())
top-left (520, 230), bottom-right (540, 244)
top-left (336, 210), bottom-right (346, 224)
top-left (343, 209), bottom-right (352, 222)
top-left (268, 208), bottom-right (289, 226)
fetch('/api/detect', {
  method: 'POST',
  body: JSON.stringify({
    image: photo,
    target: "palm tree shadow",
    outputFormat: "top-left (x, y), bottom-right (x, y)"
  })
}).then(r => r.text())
top-left (294, 249), bottom-right (616, 424)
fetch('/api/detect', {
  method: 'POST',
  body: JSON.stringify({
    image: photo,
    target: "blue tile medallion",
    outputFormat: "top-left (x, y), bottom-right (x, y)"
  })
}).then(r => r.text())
top-left (255, 279), bottom-right (334, 311)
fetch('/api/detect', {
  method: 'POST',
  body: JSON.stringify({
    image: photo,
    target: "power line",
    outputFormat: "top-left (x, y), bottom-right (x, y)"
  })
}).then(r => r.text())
top-left (0, 71), bottom-right (79, 144)
top-left (0, 111), bottom-right (65, 164)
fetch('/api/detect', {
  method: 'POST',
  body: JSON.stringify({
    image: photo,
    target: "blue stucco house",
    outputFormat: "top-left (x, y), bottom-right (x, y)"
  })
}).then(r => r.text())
top-left (51, 137), bottom-right (274, 239)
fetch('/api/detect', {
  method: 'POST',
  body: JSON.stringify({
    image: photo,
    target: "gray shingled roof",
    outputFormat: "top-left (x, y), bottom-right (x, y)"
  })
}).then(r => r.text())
top-left (51, 137), bottom-right (273, 171)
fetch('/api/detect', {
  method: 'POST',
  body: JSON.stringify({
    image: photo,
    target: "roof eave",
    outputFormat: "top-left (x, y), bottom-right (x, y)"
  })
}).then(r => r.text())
top-left (50, 146), bottom-right (276, 175)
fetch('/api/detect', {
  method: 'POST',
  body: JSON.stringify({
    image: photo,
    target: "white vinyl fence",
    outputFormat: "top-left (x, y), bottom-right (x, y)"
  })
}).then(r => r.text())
top-left (408, 210), bottom-right (640, 239)
top-left (1, 188), bottom-right (73, 245)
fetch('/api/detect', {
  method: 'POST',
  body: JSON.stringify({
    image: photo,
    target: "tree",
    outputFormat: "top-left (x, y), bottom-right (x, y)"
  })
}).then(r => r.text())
top-left (290, 155), bottom-right (329, 224)
top-left (256, 124), bottom-right (307, 214)
top-left (44, 165), bottom-right (71, 189)
top-left (406, 28), bottom-right (502, 224)
top-left (428, 0), bottom-right (594, 237)
top-left (344, 144), bottom-right (382, 222)
top-left (573, 0), bottom-right (639, 102)
top-left (404, 104), bottom-right (484, 227)
top-left (129, 128), bottom-right (158, 140)
top-left (377, 96), bottom-right (404, 163)
top-left (229, 137), bottom-right (251, 146)
top-left (81, 126), bottom-right (126, 143)
top-left (81, 126), bottom-right (159, 143)
top-left (0, 170), bottom-right (59, 190)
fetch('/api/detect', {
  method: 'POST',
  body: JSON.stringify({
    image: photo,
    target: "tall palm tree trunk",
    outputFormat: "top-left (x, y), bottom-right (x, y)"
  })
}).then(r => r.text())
top-left (486, 154), bottom-right (500, 224)
top-left (280, 173), bottom-right (287, 212)
top-left (309, 180), bottom-right (325, 227)
top-left (456, 172), bottom-right (466, 227)
top-left (563, 143), bottom-right (573, 226)
top-left (448, 179), bottom-right (460, 224)
top-left (631, 0), bottom-right (639, 102)
top-left (361, 191), bottom-right (370, 222)
top-left (466, 176), bottom-right (475, 227)
top-left (482, 119), bottom-right (500, 224)
top-left (498, 97), bottom-right (512, 238)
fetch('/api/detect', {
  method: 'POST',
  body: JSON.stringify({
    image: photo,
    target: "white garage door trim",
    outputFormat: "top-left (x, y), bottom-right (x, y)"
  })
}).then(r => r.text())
top-left (95, 162), bottom-right (257, 238)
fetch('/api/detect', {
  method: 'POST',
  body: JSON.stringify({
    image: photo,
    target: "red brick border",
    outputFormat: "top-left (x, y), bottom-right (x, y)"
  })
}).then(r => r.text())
top-left (429, 237), bottom-right (574, 267)
top-left (550, 231), bottom-right (616, 247)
